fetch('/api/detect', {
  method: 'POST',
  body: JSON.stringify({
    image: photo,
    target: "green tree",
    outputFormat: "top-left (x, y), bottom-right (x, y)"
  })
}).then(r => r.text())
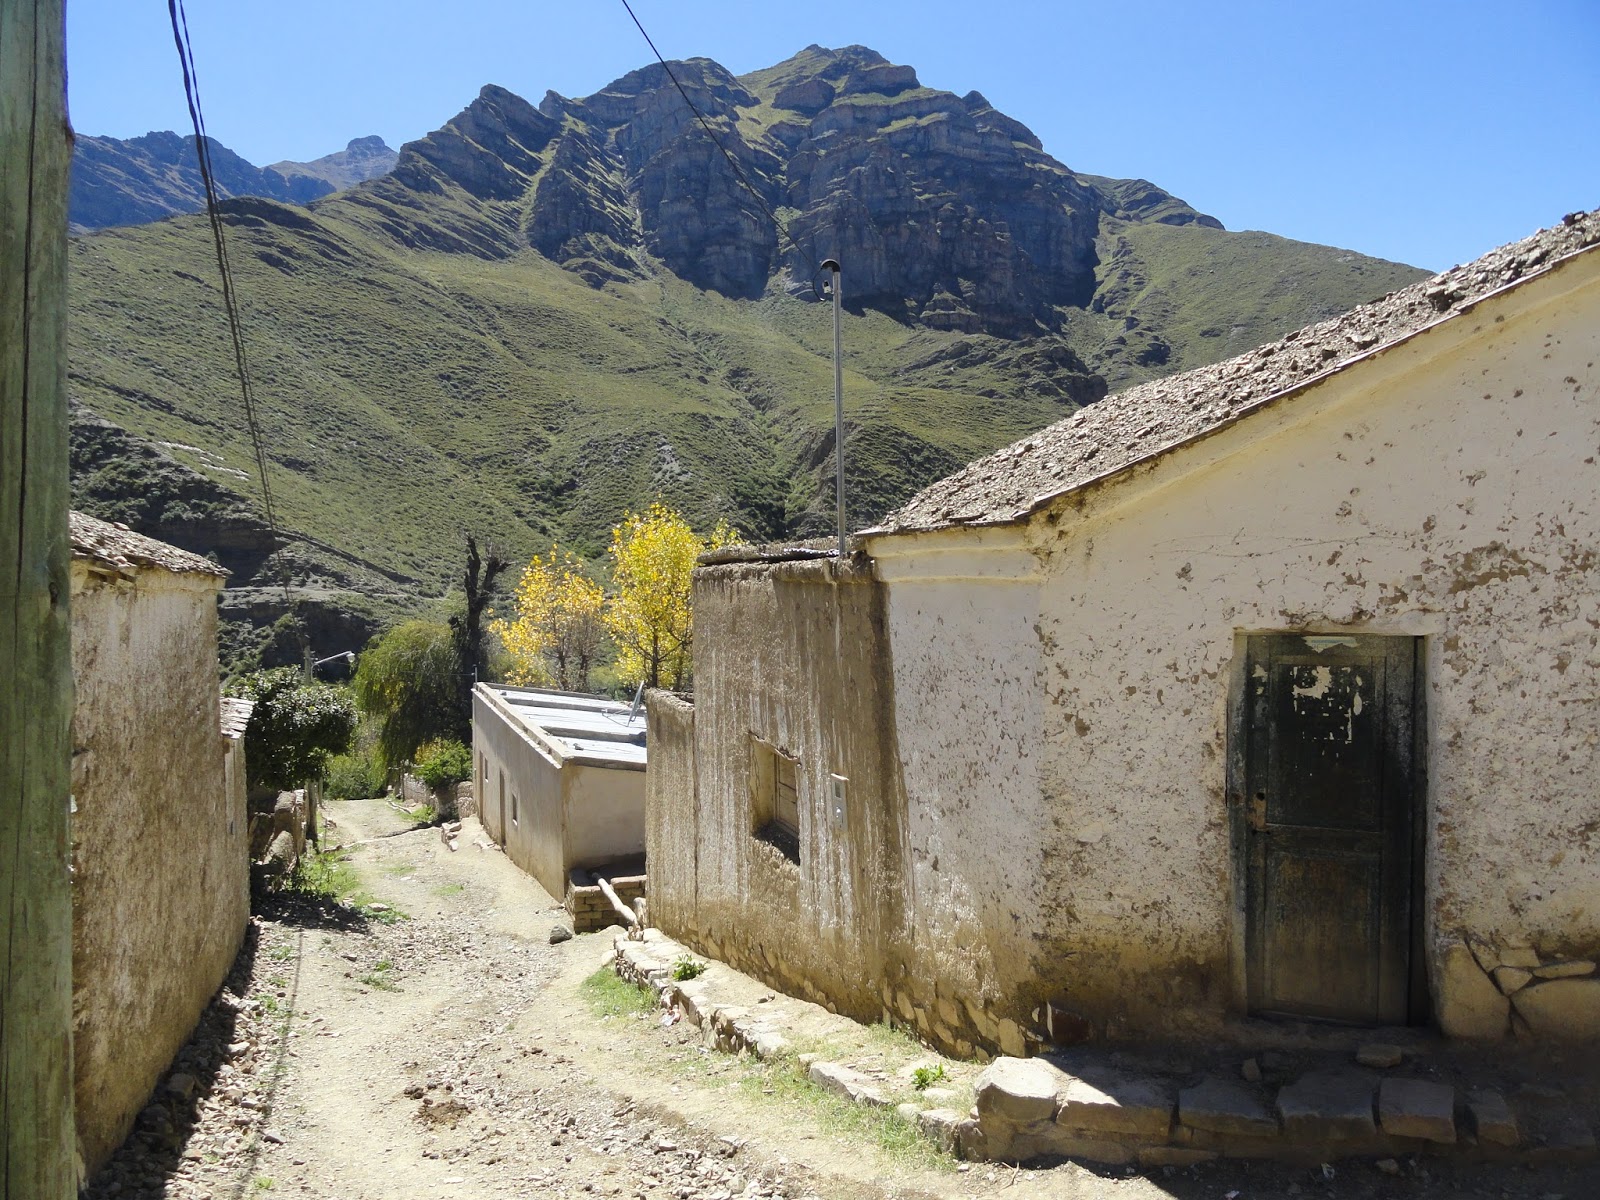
top-left (351, 619), bottom-right (466, 769)
top-left (226, 668), bottom-right (357, 792)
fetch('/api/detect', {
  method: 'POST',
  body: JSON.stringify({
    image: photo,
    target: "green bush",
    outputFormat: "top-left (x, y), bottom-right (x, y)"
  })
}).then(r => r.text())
top-left (413, 738), bottom-right (472, 789)
top-left (324, 748), bottom-right (385, 801)
top-left (670, 955), bottom-right (706, 981)
top-left (226, 668), bottom-right (357, 792)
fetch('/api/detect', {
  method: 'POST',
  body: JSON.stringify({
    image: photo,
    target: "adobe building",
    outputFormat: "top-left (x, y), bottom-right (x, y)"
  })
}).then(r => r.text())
top-left (68, 512), bottom-right (249, 1174)
top-left (648, 210), bottom-right (1600, 1056)
top-left (473, 683), bottom-right (647, 929)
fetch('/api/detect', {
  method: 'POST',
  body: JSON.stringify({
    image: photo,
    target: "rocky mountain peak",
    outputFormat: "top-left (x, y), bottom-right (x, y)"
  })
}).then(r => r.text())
top-left (336, 46), bottom-right (1232, 335)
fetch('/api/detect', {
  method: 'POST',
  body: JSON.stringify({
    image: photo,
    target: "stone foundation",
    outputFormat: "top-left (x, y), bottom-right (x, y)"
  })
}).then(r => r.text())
top-left (964, 1055), bottom-right (1596, 1167)
top-left (1437, 935), bottom-right (1600, 1040)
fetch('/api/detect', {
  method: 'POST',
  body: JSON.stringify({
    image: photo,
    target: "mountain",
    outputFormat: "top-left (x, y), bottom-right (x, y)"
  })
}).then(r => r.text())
top-left (69, 132), bottom-right (395, 231)
top-left (270, 136), bottom-right (399, 192)
top-left (65, 46), bottom-right (1427, 665)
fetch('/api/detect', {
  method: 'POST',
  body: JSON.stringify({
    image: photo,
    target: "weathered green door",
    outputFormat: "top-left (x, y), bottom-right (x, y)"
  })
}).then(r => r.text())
top-left (1241, 634), bottom-right (1420, 1024)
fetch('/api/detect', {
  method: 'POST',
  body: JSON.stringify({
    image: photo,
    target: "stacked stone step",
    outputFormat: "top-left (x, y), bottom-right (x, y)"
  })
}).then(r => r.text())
top-left (566, 871), bottom-right (646, 934)
top-left (963, 1056), bottom-right (1597, 1167)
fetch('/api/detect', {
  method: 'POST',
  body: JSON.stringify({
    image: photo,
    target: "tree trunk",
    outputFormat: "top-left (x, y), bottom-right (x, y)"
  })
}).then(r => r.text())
top-left (0, 1), bottom-right (77, 1195)
top-left (453, 534), bottom-right (507, 717)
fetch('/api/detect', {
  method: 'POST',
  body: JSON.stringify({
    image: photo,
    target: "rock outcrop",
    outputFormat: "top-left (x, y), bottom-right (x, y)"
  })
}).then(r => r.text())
top-left (269, 135), bottom-right (398, 192)
top-left (351, 45), bottom-right (1224, 337)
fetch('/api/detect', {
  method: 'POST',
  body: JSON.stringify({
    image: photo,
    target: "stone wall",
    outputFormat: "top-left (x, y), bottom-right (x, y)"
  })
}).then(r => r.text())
top-left (69, 560), bottom-right (248, 1175)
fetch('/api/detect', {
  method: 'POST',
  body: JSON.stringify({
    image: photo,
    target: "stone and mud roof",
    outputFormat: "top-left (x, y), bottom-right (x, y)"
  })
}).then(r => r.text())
top-left (70, 510), bottom-right (228, 578)
top-left (876, 207), bottom-right (1600, 536)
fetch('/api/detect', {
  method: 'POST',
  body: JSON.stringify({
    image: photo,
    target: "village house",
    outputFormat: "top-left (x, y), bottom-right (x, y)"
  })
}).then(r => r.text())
top-left (647, 210), bottom-right (1600, 1058)
top-left (68, 512), bottom-right (251, 1176)
top-left (473, 683), bottom-right (647, 929)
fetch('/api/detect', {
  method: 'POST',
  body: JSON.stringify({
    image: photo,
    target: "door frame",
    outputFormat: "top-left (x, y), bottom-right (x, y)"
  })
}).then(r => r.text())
top-left (1225, 629), bottom-right (1431, 1025)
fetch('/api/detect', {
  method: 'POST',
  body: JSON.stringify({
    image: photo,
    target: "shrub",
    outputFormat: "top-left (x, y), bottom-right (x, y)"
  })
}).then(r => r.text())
top-left (670, 955), bottom-right (706, 981)
top-left (226, 668), bottom-right (357, 792)
top-left (324, 748), bottom-right (385, 801)
top-left (413, 738), bottom-right (472, 789)
top-left (911, 1063), bottom-right (947, 1091)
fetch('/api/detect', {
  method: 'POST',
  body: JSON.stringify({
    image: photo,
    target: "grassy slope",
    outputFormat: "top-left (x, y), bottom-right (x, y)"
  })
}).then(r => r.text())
top-left (67, 176), bottom-right (1426, 594)
top-left (1085, 219), bottom-right (1427, 391)
top-left (67, 199), bottom-right (1075, 585)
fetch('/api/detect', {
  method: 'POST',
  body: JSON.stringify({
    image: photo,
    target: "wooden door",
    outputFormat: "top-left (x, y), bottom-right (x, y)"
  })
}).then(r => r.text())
top-left (1240, 634), bottom-right (1420, 1024)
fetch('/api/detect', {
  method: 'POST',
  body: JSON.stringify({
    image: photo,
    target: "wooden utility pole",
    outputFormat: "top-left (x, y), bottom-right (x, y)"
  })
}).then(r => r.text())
top-left (1, 1), bottom-right (77, 1196)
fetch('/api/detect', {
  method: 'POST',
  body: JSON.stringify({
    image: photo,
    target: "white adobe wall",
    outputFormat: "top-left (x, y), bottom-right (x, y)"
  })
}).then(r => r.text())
top-left (472, 689), bottom-right (566, 900)
top-left (565, 760), bottom-right (645, 869)
top-left (69, 561), bottom-right (246, 1173)
top-left (873, 255), bottom-right (1600, 1041)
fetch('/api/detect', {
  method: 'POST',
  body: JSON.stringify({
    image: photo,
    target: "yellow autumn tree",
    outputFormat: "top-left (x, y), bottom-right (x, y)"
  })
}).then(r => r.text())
top-left (490, 546), bottom-right (606, 691)
top-left (604, 502), bottom-right (739, 691)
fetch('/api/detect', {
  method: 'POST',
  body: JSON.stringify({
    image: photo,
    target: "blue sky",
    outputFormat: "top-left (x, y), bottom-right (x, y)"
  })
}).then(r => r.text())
top-left (66, 0), bottom-right (1599, 271)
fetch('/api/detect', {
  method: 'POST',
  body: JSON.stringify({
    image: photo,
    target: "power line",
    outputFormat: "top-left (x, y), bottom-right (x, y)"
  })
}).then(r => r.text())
top-left (165, 0), bottom-right (289, 602)
top-left (616, 0), bottom-right (821, 280)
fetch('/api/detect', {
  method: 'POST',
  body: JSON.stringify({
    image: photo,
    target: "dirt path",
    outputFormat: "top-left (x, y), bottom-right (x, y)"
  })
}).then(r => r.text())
top-left (83, 796), bottom-right (1594, 1200)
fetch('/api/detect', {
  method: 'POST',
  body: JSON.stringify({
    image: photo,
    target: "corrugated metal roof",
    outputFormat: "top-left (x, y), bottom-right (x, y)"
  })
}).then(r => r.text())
top-left (482, 684), bottom-right (647, 768)
top-left (878, 209), bottom-right (1600, 534)
top-left (69, 511), bottom-right (228, 578)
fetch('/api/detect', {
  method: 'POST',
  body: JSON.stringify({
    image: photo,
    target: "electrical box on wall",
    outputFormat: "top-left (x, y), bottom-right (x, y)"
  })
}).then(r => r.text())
top-left (830, 774), bottom-right (848, 828)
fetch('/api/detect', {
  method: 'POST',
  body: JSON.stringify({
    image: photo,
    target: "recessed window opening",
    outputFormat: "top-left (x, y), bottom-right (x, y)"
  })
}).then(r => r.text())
top-left (750, 734), bottom-right (800, 864)
top-left (512, 792), bottom-right (520, 827)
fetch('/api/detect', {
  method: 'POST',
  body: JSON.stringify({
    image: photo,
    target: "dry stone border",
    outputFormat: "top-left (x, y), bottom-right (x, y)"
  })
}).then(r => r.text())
top-left (968, 1053), bottom-right (1597, 1168)
top-left (614, 930), bottom-right (1598, 1173)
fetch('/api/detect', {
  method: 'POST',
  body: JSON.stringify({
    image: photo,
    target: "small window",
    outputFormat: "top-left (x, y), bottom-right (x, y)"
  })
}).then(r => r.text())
top-left (750, 735), bottom-right (800, 863)
top-left (512, 792), bottom-right (520, 826)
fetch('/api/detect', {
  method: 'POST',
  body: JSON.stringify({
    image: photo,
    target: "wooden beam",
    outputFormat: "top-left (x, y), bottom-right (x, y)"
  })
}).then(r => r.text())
top-left (596, 877), bottom-right (639, 927)
top-left (0, 0), bottom-right (76, 1195)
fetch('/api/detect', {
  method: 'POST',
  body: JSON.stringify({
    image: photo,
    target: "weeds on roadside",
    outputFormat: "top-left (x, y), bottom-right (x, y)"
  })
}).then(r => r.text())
top-left (738, 1053), bottom-right (947, 1170)
top-left (580, 966), bottom-right (656, 1019)
top-left (359, 960), bottom-right (401, 992)
top-left (911, 1063), bottom-right (948, 1090)
top-left (671, 955), bottom-right (706, 981)
top-left (399, 802), bottom-right (435, 825)
top-left (286, 849), bottom-right (408, 924)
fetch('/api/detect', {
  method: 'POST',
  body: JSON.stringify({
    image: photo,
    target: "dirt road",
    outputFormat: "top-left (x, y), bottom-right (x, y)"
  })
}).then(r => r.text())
top-left (83, 796), bottom-right (1593, 1200)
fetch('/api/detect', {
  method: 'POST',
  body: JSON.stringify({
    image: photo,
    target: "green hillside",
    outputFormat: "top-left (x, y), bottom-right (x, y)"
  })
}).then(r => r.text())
top-left (66, 47), bottom-right (1428, 658)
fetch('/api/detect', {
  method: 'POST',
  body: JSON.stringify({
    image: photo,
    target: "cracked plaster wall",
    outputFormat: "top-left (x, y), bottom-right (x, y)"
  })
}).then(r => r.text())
top-left (1013, 269), bottom-right (1600, 1037)
top-left (69, 562), bottom-right (246, 1175)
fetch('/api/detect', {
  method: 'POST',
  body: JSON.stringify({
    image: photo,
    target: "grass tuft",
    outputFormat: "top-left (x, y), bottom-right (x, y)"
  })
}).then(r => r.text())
top-left (580, 967), bottom-right (657, 1020)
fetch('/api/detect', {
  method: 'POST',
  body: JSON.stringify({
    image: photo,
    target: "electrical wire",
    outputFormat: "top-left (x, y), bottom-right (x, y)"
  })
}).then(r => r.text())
top-left (617, 0), bottom-right (821, 279)
top-left (165, 0), bottom-right (290, 601)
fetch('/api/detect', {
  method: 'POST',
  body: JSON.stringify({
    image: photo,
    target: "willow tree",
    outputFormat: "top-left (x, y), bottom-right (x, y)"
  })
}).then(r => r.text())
top-left (604, 503), bottom-right (738, 691)
top-left (351, 619), bottom-right (464, 768)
